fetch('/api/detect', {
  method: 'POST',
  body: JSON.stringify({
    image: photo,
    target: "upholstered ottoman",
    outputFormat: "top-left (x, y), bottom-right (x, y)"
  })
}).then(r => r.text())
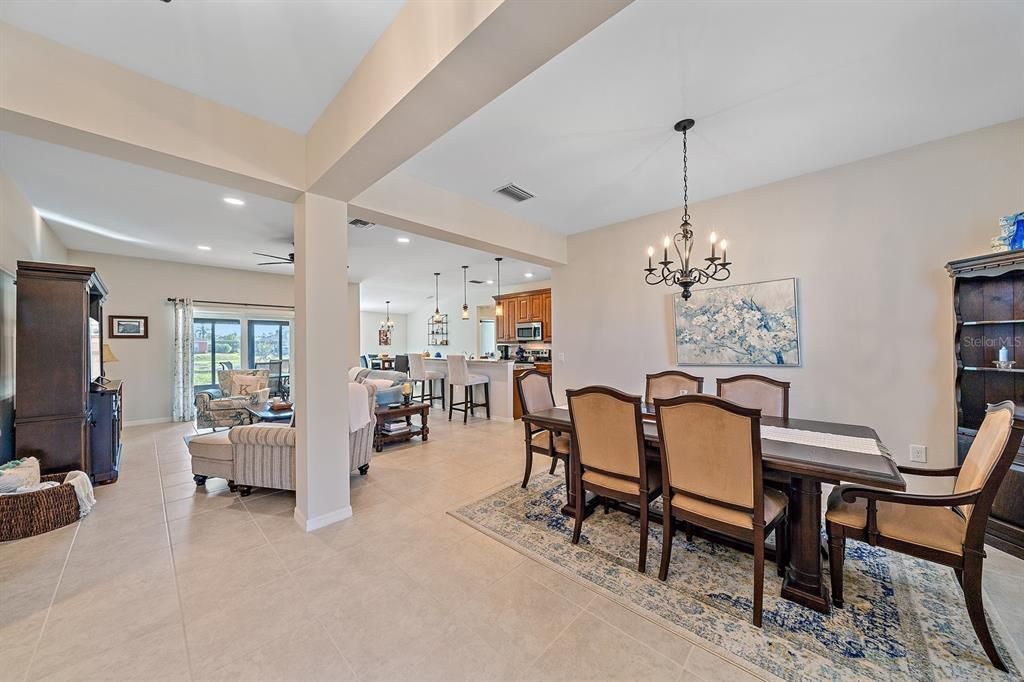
top-left (185, 430), bottom-right (237, 490)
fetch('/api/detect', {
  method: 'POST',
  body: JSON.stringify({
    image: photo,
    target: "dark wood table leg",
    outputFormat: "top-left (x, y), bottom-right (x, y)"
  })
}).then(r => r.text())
top-left (421, 408), bottom-right (429, 441)
top-left (781, 476), bottom-right (830, 614)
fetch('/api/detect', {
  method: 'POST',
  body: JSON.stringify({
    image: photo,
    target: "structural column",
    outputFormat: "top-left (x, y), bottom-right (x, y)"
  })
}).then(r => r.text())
top-left (292, 193), bottom-right (350, 531)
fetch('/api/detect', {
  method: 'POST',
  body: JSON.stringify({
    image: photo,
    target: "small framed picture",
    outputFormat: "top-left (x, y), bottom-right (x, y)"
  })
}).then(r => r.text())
top-left (109, 315), bottom-right (148, 339)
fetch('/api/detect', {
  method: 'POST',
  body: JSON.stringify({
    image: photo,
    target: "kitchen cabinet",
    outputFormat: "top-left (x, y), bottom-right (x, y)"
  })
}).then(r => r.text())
top-left (494, 287), bottom-right (553, 342)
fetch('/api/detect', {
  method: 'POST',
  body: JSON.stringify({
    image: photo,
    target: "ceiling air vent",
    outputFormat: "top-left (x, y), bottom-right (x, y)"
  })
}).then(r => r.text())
top-left (468, 279), bottom-right (487, 285)
top-left (348, 218), bottom-right (375, 229)
top-left (494, 183), bottom-right (535, 202)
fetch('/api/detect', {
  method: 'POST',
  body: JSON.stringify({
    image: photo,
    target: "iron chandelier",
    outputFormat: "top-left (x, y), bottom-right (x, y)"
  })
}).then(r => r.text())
top-left (644, 118), bottom-right (732, 300)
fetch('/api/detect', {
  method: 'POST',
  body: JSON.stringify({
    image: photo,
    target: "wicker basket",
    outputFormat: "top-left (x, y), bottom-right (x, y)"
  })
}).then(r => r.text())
top-left (0, 474), bottom-right (81, 542)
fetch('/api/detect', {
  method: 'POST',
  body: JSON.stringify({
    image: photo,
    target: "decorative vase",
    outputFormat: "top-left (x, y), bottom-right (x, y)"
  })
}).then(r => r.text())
top-left (993, 211), bottom-right (1024, 252)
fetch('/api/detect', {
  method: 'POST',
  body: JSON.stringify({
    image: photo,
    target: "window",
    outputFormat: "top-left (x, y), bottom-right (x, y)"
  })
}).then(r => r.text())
top-left (192, 318), bottom-right (241, 389)
top-left (248, 320), bottom-right (290, 375)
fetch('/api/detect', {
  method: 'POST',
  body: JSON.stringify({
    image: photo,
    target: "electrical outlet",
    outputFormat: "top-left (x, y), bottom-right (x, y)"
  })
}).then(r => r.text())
top-left (909, 444), bottom-right (927, 463)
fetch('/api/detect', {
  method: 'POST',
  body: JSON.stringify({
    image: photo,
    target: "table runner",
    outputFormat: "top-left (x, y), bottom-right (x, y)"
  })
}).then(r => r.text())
top-left (760, 425), bottom-right (881, 455)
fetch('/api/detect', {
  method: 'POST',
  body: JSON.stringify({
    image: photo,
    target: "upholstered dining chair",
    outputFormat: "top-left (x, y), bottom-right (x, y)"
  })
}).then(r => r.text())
top-left (826, 401), bottom-right (1024, 671)
top-left (516, 369), bottom-right (569, 488)
top-left (716, 375), bottom-right (790, 419)
top-left (645, 370), bottom-right (704, 406)
top-left (447, 354), bottom-right (490, 423)
top-left (408, 353), bottom-right (445, 409)
top-left (566, 386), bottom-right (662, 573)
top-left (394, 354), bottom-right (410, 374)
top-left (652, 394), bottom-right (788, 627)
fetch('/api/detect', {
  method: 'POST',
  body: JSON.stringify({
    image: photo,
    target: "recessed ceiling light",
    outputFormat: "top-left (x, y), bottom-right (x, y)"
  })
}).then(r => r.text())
top-left (524, 272), bottom-right (534, 278)
top-left (396, 237), bottom-right (410, 244)
top-left (197, 245), bottom-right (212, 251)
top-left (223, 197), bottom-right (245, 206)
top-left (486, 280), bottom-right (494, 285)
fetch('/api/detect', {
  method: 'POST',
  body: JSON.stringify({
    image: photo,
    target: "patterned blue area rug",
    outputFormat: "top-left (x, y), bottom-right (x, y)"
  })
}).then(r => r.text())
top-left (451, 474), bottom-right (1020, 681)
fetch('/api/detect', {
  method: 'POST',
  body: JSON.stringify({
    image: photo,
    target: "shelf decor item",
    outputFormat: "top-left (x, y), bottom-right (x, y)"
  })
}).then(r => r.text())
top-left (108, 314), bottom-right (148, 339)
top-left (992, 211), bottom-right (1024, 252)
top-left (644, 118), bottom-right (733, 300)
top-left (674, 278), bottom-right (800, 366)
top-left (427, 314), bottom-right (448, 346)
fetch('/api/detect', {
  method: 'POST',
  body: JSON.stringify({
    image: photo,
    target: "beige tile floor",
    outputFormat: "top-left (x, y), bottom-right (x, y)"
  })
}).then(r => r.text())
top-left (2, 414), bottom-right (1022, 682)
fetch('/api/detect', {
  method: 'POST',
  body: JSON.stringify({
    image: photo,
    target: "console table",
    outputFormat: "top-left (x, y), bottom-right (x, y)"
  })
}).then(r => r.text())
top-left (374, 402), bottom-right (430, 451)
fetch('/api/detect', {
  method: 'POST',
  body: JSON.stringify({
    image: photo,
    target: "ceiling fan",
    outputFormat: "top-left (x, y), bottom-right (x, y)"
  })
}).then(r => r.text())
top-left (253, 251), bottom-right (294, 266)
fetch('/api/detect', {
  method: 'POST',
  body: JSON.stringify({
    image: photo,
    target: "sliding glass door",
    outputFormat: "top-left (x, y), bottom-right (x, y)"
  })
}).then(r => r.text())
top-left (192, 318), bottom-right (241, 390)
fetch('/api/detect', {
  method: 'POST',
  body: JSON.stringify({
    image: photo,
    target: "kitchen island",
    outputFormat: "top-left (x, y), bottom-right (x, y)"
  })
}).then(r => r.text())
top-left (422, 358), bottom-right (515, 421)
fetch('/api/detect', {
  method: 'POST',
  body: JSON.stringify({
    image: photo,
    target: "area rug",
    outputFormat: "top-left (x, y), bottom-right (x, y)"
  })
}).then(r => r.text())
top-left (450, 473), bottom-right (1020, 682)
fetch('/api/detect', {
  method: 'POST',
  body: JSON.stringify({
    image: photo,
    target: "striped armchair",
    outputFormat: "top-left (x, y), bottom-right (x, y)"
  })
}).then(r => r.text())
top-left (227, 383), bottom-right (377, 496)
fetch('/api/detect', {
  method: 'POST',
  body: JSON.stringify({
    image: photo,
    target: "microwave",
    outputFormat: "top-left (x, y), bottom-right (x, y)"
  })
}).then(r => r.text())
top-left (516, 322), bottom-right (543, 341)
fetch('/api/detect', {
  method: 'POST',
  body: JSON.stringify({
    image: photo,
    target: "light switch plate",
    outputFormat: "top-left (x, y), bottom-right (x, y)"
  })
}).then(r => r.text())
top-left (909, 444), bottom-right (927, 463)
top-left (558, 352), bottom-right (565, 363)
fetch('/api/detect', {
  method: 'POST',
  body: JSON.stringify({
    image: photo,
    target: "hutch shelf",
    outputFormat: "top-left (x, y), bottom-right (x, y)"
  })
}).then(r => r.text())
top-left (427, 314), bottom-right (449, 346)
top-left (948, 249), bottom-right (1024, 558)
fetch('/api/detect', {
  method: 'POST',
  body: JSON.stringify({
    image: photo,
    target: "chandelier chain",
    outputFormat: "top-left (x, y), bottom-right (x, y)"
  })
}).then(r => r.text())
top-left (681, 127), bottom-right (689, 223)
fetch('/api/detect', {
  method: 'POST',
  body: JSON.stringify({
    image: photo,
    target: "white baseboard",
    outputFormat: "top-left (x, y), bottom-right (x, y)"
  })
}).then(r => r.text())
top-left (293, 505), bottom-right (352, 532)
top-left (124, 417), bottom-right (173, 427)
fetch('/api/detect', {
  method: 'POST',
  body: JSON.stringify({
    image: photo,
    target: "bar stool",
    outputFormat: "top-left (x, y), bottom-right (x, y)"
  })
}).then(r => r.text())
top-left (447, 354), bottom-right (490, 423)
top-left (408, 354), bottom-right (445, 409)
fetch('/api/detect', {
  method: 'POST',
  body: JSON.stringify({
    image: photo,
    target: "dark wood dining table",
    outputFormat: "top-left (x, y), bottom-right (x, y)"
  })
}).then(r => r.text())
top-left (521, 406), bottom-right (906, 614)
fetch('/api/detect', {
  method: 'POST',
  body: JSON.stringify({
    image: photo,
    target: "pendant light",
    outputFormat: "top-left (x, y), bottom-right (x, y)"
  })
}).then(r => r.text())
top-left (494, 257), bottom-right (504, 316)
top-left (432, 272), bottom-right (443, 322)
top-left (378, 300), bottom-right (395, 330)
top-left (643, 118), bottom-right (733, 300)
top-left (461, 265), bottom-right (470, 320)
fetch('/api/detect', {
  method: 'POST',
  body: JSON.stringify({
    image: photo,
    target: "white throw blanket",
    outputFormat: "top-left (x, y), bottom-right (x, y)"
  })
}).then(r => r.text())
top-left (349, 382), bottom-right (372, 433)
top-left (64, 471), bottom-right (96, 517)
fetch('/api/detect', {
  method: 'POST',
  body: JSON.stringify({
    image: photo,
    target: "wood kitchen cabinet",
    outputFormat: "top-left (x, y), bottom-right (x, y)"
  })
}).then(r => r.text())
top-left (494, 287), bottom-right (553, 342)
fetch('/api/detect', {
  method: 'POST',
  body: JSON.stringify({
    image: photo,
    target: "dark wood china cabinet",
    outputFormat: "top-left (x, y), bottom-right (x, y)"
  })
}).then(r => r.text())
top-left (948, 250), bottom-right (1024, 557)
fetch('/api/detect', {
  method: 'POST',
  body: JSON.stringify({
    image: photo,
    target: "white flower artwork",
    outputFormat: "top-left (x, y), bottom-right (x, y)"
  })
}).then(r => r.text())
top-left (675, 278), bottom-right (800, 366)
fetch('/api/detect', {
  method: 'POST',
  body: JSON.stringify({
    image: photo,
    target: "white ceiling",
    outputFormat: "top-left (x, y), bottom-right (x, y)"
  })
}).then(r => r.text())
top-left (351, 223), bottom-right (548, 314)
top-left (0, 0), bottom-right (404, 133)
top-left (0, 132), bottom-right (296, 271)
top-left (400, 0), bottom-right (1024, 234)
top-left (0, 132), bottom-right (546, 313)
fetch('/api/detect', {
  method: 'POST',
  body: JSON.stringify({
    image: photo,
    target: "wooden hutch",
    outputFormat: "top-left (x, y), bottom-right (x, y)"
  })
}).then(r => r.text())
top-left (15, 262), bottom-right (122, 483)
top-left (948, 250), bottom-right (1024, 557)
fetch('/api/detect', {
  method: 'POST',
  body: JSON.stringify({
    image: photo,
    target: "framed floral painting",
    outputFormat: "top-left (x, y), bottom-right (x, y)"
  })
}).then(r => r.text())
top-left (674, 278), bottom-right (800, 366)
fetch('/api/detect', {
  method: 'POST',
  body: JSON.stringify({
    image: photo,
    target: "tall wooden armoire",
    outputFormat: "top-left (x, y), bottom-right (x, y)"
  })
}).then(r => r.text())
top-left (14, 261), bottom-right (111, 477)
top-left (948, 250), bottom-right (1024, 558)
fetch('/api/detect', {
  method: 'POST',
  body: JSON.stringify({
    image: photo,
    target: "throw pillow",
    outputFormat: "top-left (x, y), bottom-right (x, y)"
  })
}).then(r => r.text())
top-left (0, 457), bottom-right (41, 493)
top-left (364, 379), bottom-right (394, 391)
top-left (231, 375), bottom-right (266, 396)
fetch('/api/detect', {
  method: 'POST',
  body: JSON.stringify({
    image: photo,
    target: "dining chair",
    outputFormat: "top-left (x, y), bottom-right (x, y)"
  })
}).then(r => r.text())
top-left (653, 394), bottom-right (788, 627)
top-left (566, 386), bottom-right (661, 572)
top-left (447, 354), bottom-right (490, 423)
top-left (359, 355), bottom-right (369, 369)
top-left (394, 354), bottom-right (410, 374)
top-left (408, 353), bottom-right (445, 409)
top-left (645, 370), bottom-right (704, 406)
top-left (256, 360), bottom-right (284, 397)
top-left (826, 400), bottom-right (1024, 671)
top-left (716, 374), bottom-right (790, 419)
top-left (516, 369), bottom-right (569, 487)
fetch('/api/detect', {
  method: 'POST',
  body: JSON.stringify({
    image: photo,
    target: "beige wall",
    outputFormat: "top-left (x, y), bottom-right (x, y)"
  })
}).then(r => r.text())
top-left (0, 170), bottom-right (67, 274)
top-left (347, 283), bottom-right (361, 371)
top-left (360, 311), bottom-right (409, 357)
top-left (553, 119), bottom-right (1024, 468)
top-left (67, 250), bottom-right (294, 423)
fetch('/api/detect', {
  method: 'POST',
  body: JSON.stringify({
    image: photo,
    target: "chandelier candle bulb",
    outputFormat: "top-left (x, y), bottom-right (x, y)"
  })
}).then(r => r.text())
top-left (647, 246), bottom-right (654, 269)
top-left (720, 239), bottom-right (728, 263)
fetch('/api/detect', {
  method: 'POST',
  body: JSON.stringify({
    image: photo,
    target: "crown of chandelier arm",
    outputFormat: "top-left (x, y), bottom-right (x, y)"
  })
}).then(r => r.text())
top-left (644, 119), bottom-right (733, 300)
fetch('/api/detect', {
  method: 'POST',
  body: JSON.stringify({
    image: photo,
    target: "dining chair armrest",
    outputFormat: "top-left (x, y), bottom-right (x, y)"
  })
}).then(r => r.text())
top-left (840, 486), bottom-right (979, 508)
top-left (896, 465), bottom-right (961, 477)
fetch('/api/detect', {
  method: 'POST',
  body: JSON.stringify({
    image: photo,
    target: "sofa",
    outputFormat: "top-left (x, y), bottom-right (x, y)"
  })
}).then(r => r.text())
top-left (195, 369), bottom-right (271, 430)
top-left (187, 382), bottom-right (378, 496)
top-left (349, 368), bottom-right (407, 406)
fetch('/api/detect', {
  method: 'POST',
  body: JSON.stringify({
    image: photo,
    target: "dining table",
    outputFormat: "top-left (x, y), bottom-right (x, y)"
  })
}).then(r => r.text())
top-left (521, 406), bottom-right (906, 615)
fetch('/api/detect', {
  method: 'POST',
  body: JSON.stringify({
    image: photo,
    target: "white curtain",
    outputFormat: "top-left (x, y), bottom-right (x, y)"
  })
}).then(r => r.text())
top-left (172, 298), bottom-right (195, 422)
